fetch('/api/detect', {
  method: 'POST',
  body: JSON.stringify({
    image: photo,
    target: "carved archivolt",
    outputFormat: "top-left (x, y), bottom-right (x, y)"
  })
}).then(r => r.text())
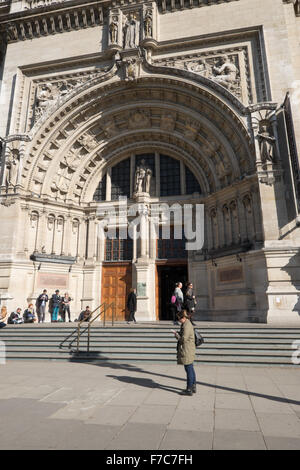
top-left (16, 66), bottom-right (254, 205)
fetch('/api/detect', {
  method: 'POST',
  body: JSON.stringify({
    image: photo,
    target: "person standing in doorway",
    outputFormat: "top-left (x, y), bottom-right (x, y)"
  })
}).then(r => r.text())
top-left (184, 282), bottom-right (197, 326)
top-left (127, 288), bottom-right (137, 324)
top-left (36, 289), bottom-right (48, 323)
top-left (174, 282), bottom-right (184, 313)
top-left (51, 290), bottom-right (61, 323)
top-left (173, 310), bottom-right (196, 396)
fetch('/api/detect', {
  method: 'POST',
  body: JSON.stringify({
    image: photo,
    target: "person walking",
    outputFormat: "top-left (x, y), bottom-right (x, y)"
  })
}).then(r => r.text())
top-left (184, 282), bottom-right (197, 326)
top-left (173, 310), bottom-right (197, 396)
top-left (127, 288), bottom-right (137, 324)
top-left (61, 293), bottom-right (72, 322)
top-left (36, 289), bottom-right (48, 323)
top-left (50, 290), bottom-right (61, 323)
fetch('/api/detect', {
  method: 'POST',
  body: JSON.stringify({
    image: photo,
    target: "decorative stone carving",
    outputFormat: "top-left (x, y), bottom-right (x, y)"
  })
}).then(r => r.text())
top-left (184, 120), bottom-right (198, 141)
top-left (212, 55), bottom-right (239, 88)
top-left (160, 113), bottom-right (176, 131)
top-left (155, 53), bottom-right (242, 101)
top-left (128, 111), bottom-right (150, 129)
top-left (78, 133), bottom-right (98, 152)
top-left (134, 159), bottom-right (152, 194)
top-left (102, 120), bottom-right (118, 138)
top-left (4, 149), bottom-right (20, 187)
top-left (123, 13), bottom-right (140, 49)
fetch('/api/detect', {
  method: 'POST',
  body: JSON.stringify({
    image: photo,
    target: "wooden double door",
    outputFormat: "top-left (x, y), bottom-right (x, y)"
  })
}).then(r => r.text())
top-left (101, 263), bottom-right (132, 321)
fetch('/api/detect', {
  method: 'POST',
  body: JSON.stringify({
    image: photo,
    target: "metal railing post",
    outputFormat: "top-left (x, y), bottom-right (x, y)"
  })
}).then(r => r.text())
top-left (112, 302), bottom-right (114, 326)
top-left (103, 303), bottom-right (106, 327)
top-left (77, 324), bottom-right (80, 352)
top-left (88, 323), bottom-right (90, 353)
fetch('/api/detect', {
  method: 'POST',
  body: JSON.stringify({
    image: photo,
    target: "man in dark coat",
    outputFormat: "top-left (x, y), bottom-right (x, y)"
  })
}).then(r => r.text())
top-left (127, 288), bottom-right (137, 324)
top-left (36, 289), bottom-right (49, 323)
top-left (50, 290), bottom-right (61, 323)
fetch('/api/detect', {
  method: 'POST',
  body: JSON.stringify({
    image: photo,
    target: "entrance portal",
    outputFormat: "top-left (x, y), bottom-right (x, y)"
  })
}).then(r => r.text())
top-left (101, 264), bottom-right (132, 321)
top-left (156, 264), bottom-right (188, 320)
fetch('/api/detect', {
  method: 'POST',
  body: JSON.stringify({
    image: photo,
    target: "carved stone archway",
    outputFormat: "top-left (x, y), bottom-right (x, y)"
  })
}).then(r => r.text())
top-left (20, 62), bottom-right (256, 206)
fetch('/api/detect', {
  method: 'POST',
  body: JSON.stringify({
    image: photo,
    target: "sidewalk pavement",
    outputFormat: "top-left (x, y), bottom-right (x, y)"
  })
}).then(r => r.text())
top-left (0, 361), bottom-right (300, 450)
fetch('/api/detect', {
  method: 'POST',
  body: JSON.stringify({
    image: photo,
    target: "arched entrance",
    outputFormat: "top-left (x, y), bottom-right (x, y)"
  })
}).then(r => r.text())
top-left (1, 58), bottom-right (268, 322)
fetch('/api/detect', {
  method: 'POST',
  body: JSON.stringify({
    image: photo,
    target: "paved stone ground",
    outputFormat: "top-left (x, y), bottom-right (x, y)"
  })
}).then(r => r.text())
top-left (0, 361), bottom-right (300, 450)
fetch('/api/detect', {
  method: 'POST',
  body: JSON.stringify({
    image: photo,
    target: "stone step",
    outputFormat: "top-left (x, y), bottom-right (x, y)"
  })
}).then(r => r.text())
top-left (3, 341), bottom-right (297, 350)
top-left (4, 351), bottom-right (295, 365)
top-left (3, 345), bottom-right (296, 357)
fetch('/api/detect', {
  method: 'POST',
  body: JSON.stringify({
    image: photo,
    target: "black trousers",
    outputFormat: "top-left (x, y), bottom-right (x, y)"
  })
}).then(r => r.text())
top-left (61, 305), bottom-right (71, 321)
top-left (129, 311), bottom-right (136, 322)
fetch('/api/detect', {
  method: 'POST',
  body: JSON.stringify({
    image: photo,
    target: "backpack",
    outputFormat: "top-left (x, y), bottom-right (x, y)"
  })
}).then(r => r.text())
top-left (171, 295), bottom-right (177, 304)
top-left (194, 329), bottom-right (204, 347)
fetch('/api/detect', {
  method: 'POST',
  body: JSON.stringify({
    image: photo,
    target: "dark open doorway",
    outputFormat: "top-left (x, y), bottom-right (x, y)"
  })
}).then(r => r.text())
top-left (156, 264), bottom-right (188, 320)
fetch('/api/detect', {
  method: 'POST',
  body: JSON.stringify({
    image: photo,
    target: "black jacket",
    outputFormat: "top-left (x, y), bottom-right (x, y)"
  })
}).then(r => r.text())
top-left (127, 292), bottom-right (137, 312)
top-left (37, 294), bottom-right (49, 307)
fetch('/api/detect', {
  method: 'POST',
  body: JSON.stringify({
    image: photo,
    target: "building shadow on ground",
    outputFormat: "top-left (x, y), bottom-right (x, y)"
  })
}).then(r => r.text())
top-left (69, 352), bottom-right (300, 406)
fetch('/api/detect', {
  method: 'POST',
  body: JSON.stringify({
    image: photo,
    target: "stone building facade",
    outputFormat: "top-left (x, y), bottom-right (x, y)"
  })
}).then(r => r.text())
top-left (0, 0), bottom-right (300, 323)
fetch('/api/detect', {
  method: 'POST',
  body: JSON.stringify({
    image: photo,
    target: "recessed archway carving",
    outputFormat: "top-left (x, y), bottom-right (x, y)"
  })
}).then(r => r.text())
top-left (22, 69), bottom-right (255, 205)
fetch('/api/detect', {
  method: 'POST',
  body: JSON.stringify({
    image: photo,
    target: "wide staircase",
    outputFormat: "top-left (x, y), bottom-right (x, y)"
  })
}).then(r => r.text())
top-left (1, 322), bottom-right (300, 366)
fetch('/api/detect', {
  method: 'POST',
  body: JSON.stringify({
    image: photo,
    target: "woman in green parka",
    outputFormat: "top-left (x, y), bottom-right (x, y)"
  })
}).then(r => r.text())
top-left (174, 310), bottom-right (197, 396)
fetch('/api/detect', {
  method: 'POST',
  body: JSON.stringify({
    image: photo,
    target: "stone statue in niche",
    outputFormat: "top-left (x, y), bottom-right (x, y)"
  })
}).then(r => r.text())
top-left (4, 149), bottom-right (20, 187)
top-left (134, 159), bottom-right (152, 194)
top-left (123, 13), bottom-right (139, 49)
top-left (257, 123), bottom-right (276, 163)
top-left (212, 55), bottom-right (238, 87)
top-left (109, 17), bottom-right (119, 44)
top-left (144, 10), bottom-right (152, 37)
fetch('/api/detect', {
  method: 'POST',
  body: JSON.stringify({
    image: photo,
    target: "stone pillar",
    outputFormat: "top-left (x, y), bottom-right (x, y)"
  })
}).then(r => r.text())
top-left (132, 194), bottom-right (156, 321)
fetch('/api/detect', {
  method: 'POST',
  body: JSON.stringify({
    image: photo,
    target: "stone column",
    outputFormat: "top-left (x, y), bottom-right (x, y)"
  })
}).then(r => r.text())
top-left (133, 194), bottom-right (156, 321)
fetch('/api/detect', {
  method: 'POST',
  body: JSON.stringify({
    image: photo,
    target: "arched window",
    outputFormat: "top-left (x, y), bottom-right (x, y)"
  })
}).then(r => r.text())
top-left (185, 166), bottom-right (201, 194)
top-left (111, 158), bottom-right (130, 200)
top-left (160, 154), bottom-right (181, 197)
top-left (93, 153), bottom-right (202, 201)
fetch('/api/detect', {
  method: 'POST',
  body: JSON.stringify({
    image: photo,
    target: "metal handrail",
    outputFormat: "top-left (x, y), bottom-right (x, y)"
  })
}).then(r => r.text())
top-left (59, 302), bottom-right (116, 353)
top-left (86, 302), bottom-right (115, 353)
top-left (59, 303), bottom-right (104, 350)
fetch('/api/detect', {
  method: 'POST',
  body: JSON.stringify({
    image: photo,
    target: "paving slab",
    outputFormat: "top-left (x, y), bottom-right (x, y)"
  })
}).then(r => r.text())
top-left (264, 436), bottom-right (300, 450)
top-left (168, 409), bottom-right (214, 433)
top-left (159, 430), bottom-right (213, 450)
top-left (213, 430), bottom-right (266, 450)
top-left (105, 423), bottom-right (166, 450)
top-left (256, 413), bottom-right (300, 439)
top-left (214, 409), bottom-right (260, 432)
top-left (0, 361), bottom-right (300, 450)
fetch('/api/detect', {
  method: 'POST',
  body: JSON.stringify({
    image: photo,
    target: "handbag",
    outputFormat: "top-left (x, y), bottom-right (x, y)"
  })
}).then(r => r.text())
top-left (194, 329), bottom-right (204, 347)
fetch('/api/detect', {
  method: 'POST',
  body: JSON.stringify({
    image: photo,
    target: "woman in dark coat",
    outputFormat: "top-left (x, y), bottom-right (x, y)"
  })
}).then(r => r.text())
top-left (173, 310), bottom-right (196, 396)
top-left (127, 288), bottom-right (137, 324)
